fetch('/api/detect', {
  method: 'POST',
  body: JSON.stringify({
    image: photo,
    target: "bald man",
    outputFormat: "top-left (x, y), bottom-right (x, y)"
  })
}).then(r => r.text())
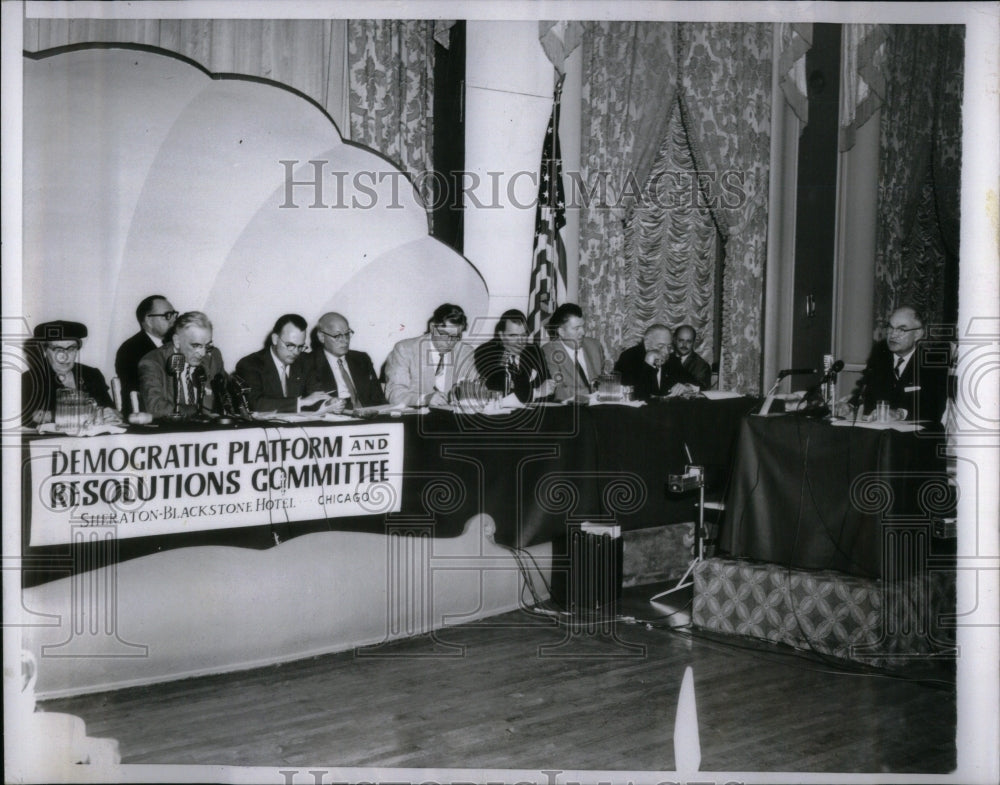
top-left (303, 312), bottom-right (386, 409)
top-left (613, 324), bottom-right (675, 400)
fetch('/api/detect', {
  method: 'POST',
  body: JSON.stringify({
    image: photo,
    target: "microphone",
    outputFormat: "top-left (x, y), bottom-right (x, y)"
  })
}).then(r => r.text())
top-left (191, 365), bottom-right (208, 419)
top-left (820, 359), bottom-right (845, 382)
top-left (228, 373), bottom-right (254, 419)
top-left (211, 371), bottom-right (236, 418)
top-left (167, 353), bottom-right (185, 419)
top-left (778, 367), bottom-right (816, 379)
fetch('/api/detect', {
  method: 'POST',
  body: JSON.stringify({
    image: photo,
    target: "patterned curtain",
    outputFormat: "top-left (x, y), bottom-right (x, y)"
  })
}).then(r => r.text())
top-left (23, 19), bottom-right (350, 132)
top-left (578, 22), bottom-right (678, 358)
top-left (677, 23), bottom-right (773, 392)
top-left (874, 25), bottom-right (964, 330)
top-left (347, 20), bottom-right (438, 216)
top-left (621, 98), bottom-right (720, 361)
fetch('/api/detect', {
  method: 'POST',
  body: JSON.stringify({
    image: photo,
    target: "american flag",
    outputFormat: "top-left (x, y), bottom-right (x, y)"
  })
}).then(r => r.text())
top-left (527, 77), bottom-right (568, 339)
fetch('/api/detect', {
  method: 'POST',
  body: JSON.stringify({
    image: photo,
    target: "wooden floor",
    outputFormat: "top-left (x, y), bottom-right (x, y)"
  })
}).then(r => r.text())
top-left (41, 585), bottom-right (956, 775)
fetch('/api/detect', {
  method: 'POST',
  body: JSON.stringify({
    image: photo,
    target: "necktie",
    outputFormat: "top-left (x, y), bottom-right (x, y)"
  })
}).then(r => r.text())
top-left (894, 356), bottom-right (904, 380)
top-left (185, 366), bottom-right (196, 406)
top-left (574, 349), bottom-right (589, 391)
top-left (434, 352), bottom-right (449, 392)
top-left (280, 365), bottom-right (288, 397)
top-left (338, 358), bottom-right (358, 404)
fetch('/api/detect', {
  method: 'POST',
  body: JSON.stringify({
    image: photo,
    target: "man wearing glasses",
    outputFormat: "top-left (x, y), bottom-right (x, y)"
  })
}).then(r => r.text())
top-left (385, 303), bottom-right (478, 407)
top-left (115, 294), bottom-right (177, 415)
top-left (235, 314), bottom-right (333, 413)
top-left (303, 312), bottom-right (386, 409)
top-left (852, 305), bottom-right (949, 423)
top-left (139, 311), bottom-right (226, 419)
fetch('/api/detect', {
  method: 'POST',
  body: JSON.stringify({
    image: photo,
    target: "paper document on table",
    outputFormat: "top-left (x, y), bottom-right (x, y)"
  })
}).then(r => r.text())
top-left (253, 411), bottom-right (356, 423)
top-left (701, 390), bottom-right (745, 400)
top-left (590, 398), bottom-right (645, 407)
top-left (830, 419), bottom-right (924, 432)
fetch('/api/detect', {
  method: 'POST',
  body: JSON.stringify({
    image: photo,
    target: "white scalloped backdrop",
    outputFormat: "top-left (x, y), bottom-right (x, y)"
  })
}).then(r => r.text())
top-left (23, 46), bottom-right (488, 375)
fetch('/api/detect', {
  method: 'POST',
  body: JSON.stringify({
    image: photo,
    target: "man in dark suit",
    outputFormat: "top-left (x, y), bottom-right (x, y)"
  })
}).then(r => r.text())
top-left (613, 323), bottom-right (674, 400)
top-left (304, 312), bottom-right (386, 409)
top-left (851, 305), bottom-right (950, 423)
top-left (234, 314), bottom-right (332, 413)
top-left (542, 303), bottom-right (606, 401)
top-left (139, 311), bottom-right (225, 419)
top-left (664, 324), bottom-right (712, 393)
top-left (115, 294), bottom-right (176, 415)
top-left (22, 320), bottom-right (120, 426)
top-left (474, 309), bottom-right (556, 403)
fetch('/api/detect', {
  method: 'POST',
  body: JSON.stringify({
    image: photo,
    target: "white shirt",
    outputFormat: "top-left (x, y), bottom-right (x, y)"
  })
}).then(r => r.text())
top-left (893, 348), bottom-right (916, 378)
top-left (324, 350), bottom-right (353, 399)
top-left (562, 340), bottom-right (590, 381)
top-left (430, 349), bottom-right (450, 392)
top-left (270, 349), bottom-right (290, 396)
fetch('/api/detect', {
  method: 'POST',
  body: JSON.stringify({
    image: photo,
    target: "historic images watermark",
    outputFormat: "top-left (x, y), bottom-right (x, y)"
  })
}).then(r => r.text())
top-left (277, 161), bottom-right (750, 212)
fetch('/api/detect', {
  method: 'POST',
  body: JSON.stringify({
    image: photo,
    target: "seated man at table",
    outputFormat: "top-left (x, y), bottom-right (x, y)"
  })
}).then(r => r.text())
top-left (139, 311), bottom-right (225, 419)
top-left (850, 305), bottom-right (950, 423)
top-left (613, 323), bottom-right (674, 400)
top-left (235, 314), bottom-right (333, 413)
top-left (664, 324), bottom-right (712, 394)
top-left (22, 320), bottom-right (120, 426)
top-left (115, 294), bottom-right (177, 415)
top-left (385, 303), bottom-right (478, 407)
top-left (542, 302), bottom-right (606, 401)
top-left (303, 311), bottom-right (386, 410)
top-left (474, 309), bottom-right (556, 403)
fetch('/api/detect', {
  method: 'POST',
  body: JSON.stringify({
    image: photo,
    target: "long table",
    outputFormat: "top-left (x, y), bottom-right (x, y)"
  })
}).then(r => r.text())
top-left (716, 415), bottom-right (951, 579)
top-left (22, 397), bottom-right (759, 586)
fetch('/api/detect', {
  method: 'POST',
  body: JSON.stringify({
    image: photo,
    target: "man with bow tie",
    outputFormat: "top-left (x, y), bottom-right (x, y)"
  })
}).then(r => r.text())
top-left (234, 314), bottom-right (333, 413)
top-left (473, 309), bottom-right (556, 403)
top-left (385, 303), bottom-right (478, 407)
top-left (851, 305), bottom-right (950, 423)
top-left (138, 311), bottom-right (225, 419)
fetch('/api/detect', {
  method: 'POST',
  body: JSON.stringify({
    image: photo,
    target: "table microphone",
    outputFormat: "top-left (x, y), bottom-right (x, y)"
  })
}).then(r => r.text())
top-left (191, 365), bottom-right (209, 420)
top-left (166, 353), bottom-right (185, 419)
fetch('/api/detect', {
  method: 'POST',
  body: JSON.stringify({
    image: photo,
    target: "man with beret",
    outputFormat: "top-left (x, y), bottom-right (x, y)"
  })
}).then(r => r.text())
top-left (21, 320), bottom-right (118, 426)
top-left (139, 311), bottom-right (225, 419)
top-left (115, 294), bottom-right (177, 415)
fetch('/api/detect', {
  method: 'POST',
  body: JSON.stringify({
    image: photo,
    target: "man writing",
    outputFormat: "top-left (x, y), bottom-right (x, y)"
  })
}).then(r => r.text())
top-left (385, 303), bottom-right (477, 407)
top-left (138, 311), bottom-right (225, 419)
top-left (115, 294), bottom-right (176, 415)
top-left (304, 312), bottom-right (386, 410)
top-left (664, 324), bottom-right (712, 394)
top-left (235, 314), bottom-right (333, 413)
top-left (613, 324), bottom-right (674, 400)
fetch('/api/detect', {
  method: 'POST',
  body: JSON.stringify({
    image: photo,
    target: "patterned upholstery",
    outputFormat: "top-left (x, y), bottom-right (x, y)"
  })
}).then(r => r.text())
top-left (693, 557), bottom-right (955, 667)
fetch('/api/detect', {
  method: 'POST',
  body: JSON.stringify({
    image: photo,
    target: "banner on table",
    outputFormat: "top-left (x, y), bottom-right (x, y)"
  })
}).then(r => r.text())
top-left (27, 424), bottom-right (404, 546)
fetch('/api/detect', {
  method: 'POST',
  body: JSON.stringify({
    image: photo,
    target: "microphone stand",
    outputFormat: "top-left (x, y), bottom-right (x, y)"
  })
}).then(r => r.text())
top-left (167, 354), bottom-right (185, 420)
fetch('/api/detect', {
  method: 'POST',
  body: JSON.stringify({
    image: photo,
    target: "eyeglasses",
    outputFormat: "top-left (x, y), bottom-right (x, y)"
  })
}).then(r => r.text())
top-left (45, 344), bottom-right (79, 355)
top-left (884, 323), bottom-right (922, 334)
top-left (433, 325), bottom-right (462, 341)
top-left (319, 328), bottom-right (354, 342)
top-left (148, 311), bottom-right (178, 320)
top-left (279, 339), bottom-right (307, 353)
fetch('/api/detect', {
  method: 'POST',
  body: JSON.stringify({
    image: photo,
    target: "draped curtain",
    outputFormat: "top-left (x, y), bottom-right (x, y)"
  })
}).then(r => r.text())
top-left (578, 22), bottom-right (678, 360)
top-left (622, 98), bottom-right (720, 361)
top-left (347, 20), bottom-right (440, 217)
top-left (23, 18), bottom-right (351, 133)
top-left (874, 25), bottom-right (964, 330)
top-left (674, 24), bottom-right (773, 391)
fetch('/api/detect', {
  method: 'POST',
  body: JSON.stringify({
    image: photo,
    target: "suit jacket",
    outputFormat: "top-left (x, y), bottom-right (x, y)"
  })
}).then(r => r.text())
top-left (613, 343), bottom-right (675, 400)
top-left (21, 362), bottom-right (114, 425)
top-left (234, 347), bottom-right (310, 413)
top-left (854, 340), bottom-right (950, 423)
top-left (302, 348), bottom-right (386, 408)
top-left (473, 338), bottom-right (550, 403)
top-left (384, 334), bottom-right (478, 406)
top-left (115, 330), bottom-right (159, 415)
top-left (138, 343), bottom-right (226, 419)
top-left (542, 337), bottom-right (605, 401)
top-left (664, 350), bottom-right (712, 390)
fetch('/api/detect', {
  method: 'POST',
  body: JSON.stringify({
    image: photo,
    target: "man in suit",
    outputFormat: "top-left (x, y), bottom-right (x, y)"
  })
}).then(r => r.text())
top-left (474, 309), bottom-right (556, 403)
top-left (115, 294), bottom-right (176, 415)
top-left (385, 303), bottom-right (478, 407)
top-left (22, 320), bottom-right (120, 426)
top-left (234, 314), bottom-right (332, 413)
top-left (304, 312), bottom-right (386, 409)
top-left (851, 305), bottom-right (950, 423)
top-left (613, 323), bottom-right (674, 400)
top-left (664, 324), bottom-right (712, 394)
top-left (542, 302), bottom-right (606, 401)
top-left (139, 311), bottom-right (225, 419)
